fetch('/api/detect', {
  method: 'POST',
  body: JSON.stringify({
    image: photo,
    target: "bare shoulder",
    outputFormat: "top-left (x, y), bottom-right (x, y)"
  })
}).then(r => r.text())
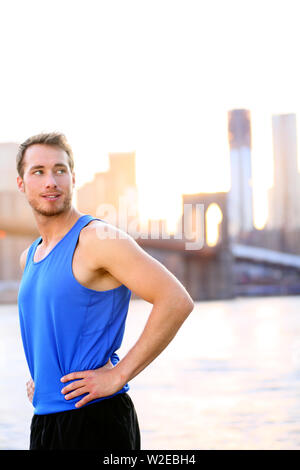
top-left (79, 219), bottom-right (194, 306)
top-left (79, 219), bottom-right (141, 266)
top-left (19, 246), bottom-right (31, 272)
top-left (80, 219), bottom-right (133, 245)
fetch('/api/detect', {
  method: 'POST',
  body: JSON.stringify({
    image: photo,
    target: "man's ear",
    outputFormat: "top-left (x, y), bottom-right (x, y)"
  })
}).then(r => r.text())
top-left (16, 175), bottom-right (25, 193)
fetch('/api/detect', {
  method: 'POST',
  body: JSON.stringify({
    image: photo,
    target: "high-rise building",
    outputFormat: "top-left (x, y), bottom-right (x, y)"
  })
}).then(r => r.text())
top-left (76, 151), bottom-right (138, 228)
top-left (0, 143), bottom-right (20, 190)
top-left (0, 143), bottom-right (37, 300)
top-left (227, 109), bottom-right (253, 239)
top-left (267, 113), bottom-right (300, 234)
top-left (0, 142), bottom-right (37, 234)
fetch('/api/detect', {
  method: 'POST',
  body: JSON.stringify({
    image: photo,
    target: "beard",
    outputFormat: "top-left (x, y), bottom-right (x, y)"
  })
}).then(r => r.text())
top-left (25, 187), bottom-right (73, 217)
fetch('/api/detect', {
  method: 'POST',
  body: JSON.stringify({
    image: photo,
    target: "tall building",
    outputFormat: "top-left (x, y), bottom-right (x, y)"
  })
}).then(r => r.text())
top-left (0, 143), bottom-right (20, 191)
top-left (0, 142), bottom-right (37, 235)
top-left (76, 151), bottom-right (138, 229)
top-left (227, 109), bottom-right (253, 240)
top-left (0, 143), bottom-right (38, 301)
top-left (267, 113), bottom-right (300, 231)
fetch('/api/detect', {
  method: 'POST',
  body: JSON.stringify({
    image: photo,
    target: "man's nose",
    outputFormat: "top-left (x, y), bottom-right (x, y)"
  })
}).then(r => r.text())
top-left (44, 172), bottom-right (58, 187)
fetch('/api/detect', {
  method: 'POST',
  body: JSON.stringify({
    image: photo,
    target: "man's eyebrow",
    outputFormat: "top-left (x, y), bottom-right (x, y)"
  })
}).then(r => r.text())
top-left (29, 163), bottom-right (68, 171)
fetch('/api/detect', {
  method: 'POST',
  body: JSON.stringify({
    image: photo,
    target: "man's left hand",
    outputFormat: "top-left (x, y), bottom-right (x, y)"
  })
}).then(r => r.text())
top-left (60, 359), bottom-right (123, 408)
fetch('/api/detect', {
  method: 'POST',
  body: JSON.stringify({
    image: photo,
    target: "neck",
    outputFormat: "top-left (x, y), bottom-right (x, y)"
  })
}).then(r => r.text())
top-left (34, 207), bottom-right (85, 246)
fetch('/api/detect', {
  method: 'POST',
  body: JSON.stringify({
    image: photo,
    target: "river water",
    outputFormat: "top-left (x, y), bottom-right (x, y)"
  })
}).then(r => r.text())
top-left (1, 296), bottom-right (300, 450)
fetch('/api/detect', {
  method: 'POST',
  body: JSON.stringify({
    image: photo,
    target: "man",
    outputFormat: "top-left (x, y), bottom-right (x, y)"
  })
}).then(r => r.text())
top-left (17, 132), bottom-right (194, 451)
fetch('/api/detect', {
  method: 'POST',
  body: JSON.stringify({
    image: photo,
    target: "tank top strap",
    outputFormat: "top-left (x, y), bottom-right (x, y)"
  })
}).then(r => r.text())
top-left (25, 237), bottom-right (43, 270)
top-left (73, 214), bottom-right (99, 232)
top-left (71, 214), bottom-right (106, 236)
top-left (28, 215), bottom-right (106, 267)
top-left (59, 214), bottom-right (107, 258)
top-left (60, 214), bottom-right (105, 256)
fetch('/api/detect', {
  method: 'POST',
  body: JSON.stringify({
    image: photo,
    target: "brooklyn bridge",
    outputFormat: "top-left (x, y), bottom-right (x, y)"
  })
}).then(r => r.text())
top-left (1, 188), bottom-right (300, 303)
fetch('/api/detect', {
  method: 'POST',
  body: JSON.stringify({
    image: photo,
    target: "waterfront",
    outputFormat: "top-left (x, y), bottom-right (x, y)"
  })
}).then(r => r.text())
top-left (1, 296), bottom-right (300, 450)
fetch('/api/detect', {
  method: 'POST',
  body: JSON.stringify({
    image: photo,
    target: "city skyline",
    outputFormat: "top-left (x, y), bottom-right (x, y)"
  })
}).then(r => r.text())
top-left (1, 0), bottom-right (300, 231)
top-left (1, 107), bottom-right (300, 234)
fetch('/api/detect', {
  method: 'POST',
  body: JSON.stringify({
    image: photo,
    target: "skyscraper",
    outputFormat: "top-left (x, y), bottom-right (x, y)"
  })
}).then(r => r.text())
top-left (227, 109), bottom-right (253, 239)
top-left (0, 143), bottom-right (37, 298)
top-left (76, 151), bottom-right (138, 228)
top-left (267, 113), bottom-right (300, 241)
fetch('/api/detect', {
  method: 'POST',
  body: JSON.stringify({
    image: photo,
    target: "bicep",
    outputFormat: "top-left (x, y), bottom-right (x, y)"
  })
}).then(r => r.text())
top-left (19, 247), bottom-right (30, 272)
top-left (97, 231), bottom-right (191, 306)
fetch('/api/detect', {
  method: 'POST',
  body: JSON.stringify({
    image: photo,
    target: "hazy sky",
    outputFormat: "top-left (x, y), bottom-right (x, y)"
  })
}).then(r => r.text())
top-left (0, 0), bottom-right (299, 228)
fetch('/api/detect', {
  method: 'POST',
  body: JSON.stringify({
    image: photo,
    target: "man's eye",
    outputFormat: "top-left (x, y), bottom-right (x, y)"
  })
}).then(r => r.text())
top-left (33, 169), bottom-right (65, 175)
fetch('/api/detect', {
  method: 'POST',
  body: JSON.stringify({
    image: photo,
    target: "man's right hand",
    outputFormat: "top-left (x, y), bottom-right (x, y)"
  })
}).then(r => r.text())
top-left (26, 378), bottom-right (35, 403)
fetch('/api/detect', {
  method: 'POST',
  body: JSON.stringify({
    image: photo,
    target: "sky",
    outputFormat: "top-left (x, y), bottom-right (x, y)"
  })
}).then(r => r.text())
top-left (0, 0), bottom-right (299, 231)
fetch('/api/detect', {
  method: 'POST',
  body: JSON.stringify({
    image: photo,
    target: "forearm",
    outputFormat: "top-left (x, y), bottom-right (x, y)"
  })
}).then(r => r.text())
top-left (113, 297), bottom-right (193, 387)
top-left (60, 295), bottom-right (194, 408)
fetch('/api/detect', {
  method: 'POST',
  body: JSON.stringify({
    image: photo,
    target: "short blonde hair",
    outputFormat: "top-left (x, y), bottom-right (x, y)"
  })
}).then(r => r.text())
top-left (16, 132), bottom-right (74, 178)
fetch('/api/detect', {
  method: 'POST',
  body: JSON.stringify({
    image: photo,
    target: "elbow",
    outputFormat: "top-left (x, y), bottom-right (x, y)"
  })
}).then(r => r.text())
top-left (185, 296), bottom-right (195, 316)
top-left (176, 292), bottom-right (194, 318)
top-left (155, 287), bottom-right (194, 318)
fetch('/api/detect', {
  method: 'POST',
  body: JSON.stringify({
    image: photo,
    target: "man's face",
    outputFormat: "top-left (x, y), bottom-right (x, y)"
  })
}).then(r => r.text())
top-left (17, 144), bottom-right (75, 217)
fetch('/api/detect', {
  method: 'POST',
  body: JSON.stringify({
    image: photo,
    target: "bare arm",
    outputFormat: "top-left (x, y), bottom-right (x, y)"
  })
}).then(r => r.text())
top-left (19, 247), bottom-right (35, 402)
top-left (61, 223), bottom-right (194, 407)
top-left (19, 247), bottom-right (30, 272)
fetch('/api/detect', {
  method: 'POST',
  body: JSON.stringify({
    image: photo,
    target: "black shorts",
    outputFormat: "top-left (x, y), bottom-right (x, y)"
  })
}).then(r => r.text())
top-left (29, 392), bottom-right (141, 450)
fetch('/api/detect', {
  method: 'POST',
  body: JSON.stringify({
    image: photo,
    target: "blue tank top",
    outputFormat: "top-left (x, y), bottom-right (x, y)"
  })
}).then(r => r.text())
top-left (17, 214), bottom-right (131, 415)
